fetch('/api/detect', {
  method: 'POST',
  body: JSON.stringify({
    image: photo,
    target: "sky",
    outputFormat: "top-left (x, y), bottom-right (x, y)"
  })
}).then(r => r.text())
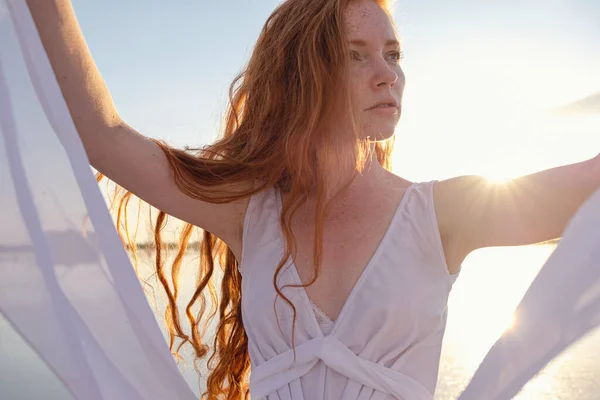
top-left (71, 0), bottom-right (600, 183)
top-left (2, 0), bottom-right (599, 245)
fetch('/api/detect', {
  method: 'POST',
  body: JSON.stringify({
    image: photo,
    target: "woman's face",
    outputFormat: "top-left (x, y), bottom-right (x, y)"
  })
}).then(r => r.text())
top-left (341, 0), bottom-right (405, 142)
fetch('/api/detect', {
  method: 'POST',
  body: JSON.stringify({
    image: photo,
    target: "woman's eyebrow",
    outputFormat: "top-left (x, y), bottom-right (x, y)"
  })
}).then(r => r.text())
top-left (348, 39), bottom-right (400, 47)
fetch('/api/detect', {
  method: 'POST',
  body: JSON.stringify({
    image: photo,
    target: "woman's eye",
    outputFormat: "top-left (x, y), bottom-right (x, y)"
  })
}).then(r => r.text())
top-left (389, 50), bottom-right (404, 62)
top-left (350, 51), bottom-right (361, 61)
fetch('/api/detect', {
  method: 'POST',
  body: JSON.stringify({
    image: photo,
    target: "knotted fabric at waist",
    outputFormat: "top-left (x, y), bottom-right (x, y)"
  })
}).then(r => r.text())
top-left (249, 335), bottom-right (433, 399)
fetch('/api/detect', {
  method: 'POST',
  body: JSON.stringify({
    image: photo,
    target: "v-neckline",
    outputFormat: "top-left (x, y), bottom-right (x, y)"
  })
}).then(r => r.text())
top-left (275, 182), bottom-right (418, 336)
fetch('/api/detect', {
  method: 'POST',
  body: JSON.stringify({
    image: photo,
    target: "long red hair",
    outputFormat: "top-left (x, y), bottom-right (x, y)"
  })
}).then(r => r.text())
top-left (100, 0), bottom-right (395, 398)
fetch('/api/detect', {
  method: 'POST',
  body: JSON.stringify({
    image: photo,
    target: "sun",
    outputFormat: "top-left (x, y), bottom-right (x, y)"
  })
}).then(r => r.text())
top-left (479, 156), bottom-right (541, 184)
top-left (482, 171), bottom-right (517, 184)
top-left (480, 164), bottom-right (522, 184)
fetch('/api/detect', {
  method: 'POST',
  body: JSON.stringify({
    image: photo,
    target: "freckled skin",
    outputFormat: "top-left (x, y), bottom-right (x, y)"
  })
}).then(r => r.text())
top-left (328, 0), bottom-right (406, 142)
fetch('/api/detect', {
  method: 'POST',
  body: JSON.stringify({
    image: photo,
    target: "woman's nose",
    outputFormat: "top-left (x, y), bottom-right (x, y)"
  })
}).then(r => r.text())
top-left (373, 59), bottom-right (399, 88)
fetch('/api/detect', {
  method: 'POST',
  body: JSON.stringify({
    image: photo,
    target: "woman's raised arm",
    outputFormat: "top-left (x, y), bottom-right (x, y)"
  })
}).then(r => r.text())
top-left (25, 0), bottom-right (250, 255)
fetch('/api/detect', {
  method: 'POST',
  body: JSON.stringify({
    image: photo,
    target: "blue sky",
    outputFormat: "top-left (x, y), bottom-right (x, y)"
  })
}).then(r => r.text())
top-left (72, 0), bottom-right (600, 180)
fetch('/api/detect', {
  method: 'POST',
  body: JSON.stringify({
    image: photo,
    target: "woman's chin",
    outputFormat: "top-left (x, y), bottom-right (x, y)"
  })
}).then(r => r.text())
top-left (356, 120), bottom-right (398, 142)
top-left (367, 128), bottom-right (396, 142)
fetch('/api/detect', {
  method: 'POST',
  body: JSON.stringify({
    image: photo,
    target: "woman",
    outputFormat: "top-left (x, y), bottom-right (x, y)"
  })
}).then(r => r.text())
top-left (26, 0), bottom-right (600, 399)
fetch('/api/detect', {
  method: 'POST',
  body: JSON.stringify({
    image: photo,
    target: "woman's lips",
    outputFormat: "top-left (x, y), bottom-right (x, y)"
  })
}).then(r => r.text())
top-left (368, 105), bottom-right (399, 115)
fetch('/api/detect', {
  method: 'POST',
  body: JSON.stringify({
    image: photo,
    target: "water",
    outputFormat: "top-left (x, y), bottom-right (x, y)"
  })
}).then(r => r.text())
top-left (1, 246), bottom-right (599, 399)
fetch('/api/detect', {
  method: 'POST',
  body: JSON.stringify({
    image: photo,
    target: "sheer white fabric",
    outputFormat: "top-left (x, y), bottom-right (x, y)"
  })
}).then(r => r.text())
top-left (0, 0), bottom-right (599, 399)
top-left (0, 1), bottom-right (196, 399)
top-left (458, 186), bottom-right (600, 399)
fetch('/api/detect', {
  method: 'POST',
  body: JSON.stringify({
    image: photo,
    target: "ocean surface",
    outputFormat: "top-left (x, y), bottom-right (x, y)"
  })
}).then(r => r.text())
top-left (1, 245), bottom-right (599, 399)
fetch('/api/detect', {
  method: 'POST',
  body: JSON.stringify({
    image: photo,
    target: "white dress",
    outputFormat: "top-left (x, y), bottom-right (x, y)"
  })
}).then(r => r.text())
top-left (239, 182), bottom-right (461, 399)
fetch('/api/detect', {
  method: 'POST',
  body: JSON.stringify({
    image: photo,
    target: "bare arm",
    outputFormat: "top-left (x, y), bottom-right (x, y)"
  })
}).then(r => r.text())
top-left (435, 154), bottom-right (600, 264)
top-left (26, 0), bottom-right (249, 254)
top-left (26, 0), bottom-right (124, 163)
